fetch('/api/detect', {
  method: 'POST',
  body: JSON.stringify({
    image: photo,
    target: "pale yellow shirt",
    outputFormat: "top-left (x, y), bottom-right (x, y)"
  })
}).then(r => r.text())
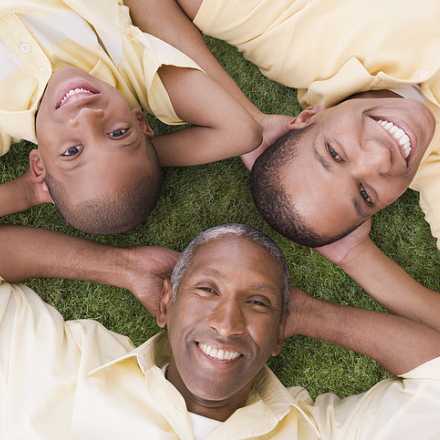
top-left (1, 279), bottom-right (440, 439)
top-left (0, 0), bottom-right (200, 155)
top-left (195, 0), bottom-right (440, 249)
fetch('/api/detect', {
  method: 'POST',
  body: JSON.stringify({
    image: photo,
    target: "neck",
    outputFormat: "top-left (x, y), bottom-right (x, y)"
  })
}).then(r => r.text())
top-left (166, 362), bottom-right (253, 422)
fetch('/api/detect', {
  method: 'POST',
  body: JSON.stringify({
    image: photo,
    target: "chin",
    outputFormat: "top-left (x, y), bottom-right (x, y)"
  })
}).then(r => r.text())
top-left (187, 382), bottom-right (239, 404)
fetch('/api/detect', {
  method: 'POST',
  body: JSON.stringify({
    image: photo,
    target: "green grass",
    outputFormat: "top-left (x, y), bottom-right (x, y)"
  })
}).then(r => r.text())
top-left (1, 37), bottom-right (439, 400)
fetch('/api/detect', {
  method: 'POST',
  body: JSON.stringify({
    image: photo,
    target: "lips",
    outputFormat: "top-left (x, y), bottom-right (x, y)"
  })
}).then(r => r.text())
top-left (199, 342), bottom-right (242, 361)
top-left (55, 82), bottom-right (99, 109)
top-left (195, 341), bottom-right (244, 365)
top-left (377, 119), bottom-right (413, 161)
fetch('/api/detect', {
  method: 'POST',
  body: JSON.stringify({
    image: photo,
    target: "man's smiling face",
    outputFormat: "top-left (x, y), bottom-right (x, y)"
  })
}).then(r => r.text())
top-left (279, 96), bottom-right (436, 238)
top-left (161, 235), bottom-right (285, 408)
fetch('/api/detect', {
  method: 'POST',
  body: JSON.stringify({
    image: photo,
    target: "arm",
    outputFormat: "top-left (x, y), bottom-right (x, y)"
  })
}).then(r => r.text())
top-left (287, 220), bottom-right (440, 375)
top-left (317, 220), bottom-right (440, 333)
top-left (125, 0), bottom-right (294, 168)
top-left (126, 0), bottom-right (261, 121)
top-left (0, 226), bottom-right (178, 315)
top-left (152, 66), bottom-right (262, 166)
top-left (288, 288), bottom-right (440, 376)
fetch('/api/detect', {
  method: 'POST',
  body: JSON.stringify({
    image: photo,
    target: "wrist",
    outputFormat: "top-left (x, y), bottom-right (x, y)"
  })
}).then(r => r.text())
top-left (17, 173), bottom-right (40, 208)
top-left (285, 289), bottom-right (316, 337)
top-left (77, 244), bottom-right (132, 290)
top-left (116, 247), bottom-right (141, 292)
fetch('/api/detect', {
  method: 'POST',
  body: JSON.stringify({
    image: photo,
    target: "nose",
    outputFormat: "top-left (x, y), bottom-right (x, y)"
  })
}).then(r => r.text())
top-left (69, 107), bottom-right (105, 129)
top-left (351, 140), bottom-right (392, 179)
top-left (208, 299), bottom-right (246, 338)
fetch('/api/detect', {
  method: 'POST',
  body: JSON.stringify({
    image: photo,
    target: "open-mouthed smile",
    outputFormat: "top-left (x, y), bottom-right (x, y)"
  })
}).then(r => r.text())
top-left (198, 342), bottom-right (242, 362)
top-left (56, 86), bottom-right (99, 109)
top-left (376, 119), bottom-right (413, 162)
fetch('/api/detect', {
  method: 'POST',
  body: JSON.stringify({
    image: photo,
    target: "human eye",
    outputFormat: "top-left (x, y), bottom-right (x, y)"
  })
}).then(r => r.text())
top-left (61, 145), bottom-right (83, 158)
top-left (247, 296), bottom-right (271, 310)
top-left (359, 183), bottom-right (374, 207)
top-left (108, 128), bottom-right (130, 139)
top-left (194, 285), bottom-right (218, 297)
top-left (325, 142), bottom-right (344, 162)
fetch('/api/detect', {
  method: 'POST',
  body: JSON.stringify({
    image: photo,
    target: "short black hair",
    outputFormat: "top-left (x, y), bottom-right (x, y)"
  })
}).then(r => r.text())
top-left (250, 128), bottom-right (355, 247)
top-left (46, 172), bottom-right (161, 235)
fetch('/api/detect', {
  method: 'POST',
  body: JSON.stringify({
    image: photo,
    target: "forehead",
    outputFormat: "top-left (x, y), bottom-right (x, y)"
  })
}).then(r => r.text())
top-left (183, 236), bottom-right (284, 287)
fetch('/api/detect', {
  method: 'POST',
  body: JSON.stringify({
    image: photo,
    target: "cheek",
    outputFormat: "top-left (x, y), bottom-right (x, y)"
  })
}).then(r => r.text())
top-left (247, 315), bottom-right (281, 357)
top-left (379, 178), bottom-right (410, 206)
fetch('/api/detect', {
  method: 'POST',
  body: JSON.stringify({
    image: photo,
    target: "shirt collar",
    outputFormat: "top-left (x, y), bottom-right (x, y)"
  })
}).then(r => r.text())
top-left (88, 332), bottom-right (319, 438)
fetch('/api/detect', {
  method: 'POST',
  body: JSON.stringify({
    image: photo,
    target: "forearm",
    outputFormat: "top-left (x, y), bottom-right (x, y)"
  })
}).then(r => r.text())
top-left (154, 66), bottom-right (261, 166)
top-left (0, 175), bottom-right (37, 217)
top-left (153, 125), bottom-right (257, 166)
top-left (341, 240), bottom-right (440, 333)
top-left (289, 290), bottom-right (440, 375)
top-left (125, 0), bottom-right (263, 122)
top-left (0, 226), bottom-right (131, 289)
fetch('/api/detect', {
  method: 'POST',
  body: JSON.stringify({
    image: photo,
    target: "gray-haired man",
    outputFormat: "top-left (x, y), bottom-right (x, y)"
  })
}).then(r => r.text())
top-left (0, 224), bottom-right (439, 439)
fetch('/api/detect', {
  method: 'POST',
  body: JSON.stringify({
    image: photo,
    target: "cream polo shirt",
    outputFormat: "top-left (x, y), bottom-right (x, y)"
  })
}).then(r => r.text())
top-left (1, 279), bottom-right (440, 440)
top-left (194, 0), bottom-right (440, 249)
top-left (0, 0), bottom-right (200, 155)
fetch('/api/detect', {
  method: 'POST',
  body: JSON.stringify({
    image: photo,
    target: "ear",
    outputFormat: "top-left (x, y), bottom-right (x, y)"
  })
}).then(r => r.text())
top-left (29, 149), bottom-right (46, 182)
top-left (271, 311), bottom-right (287, 357)
top-left (288, 106), bottom-right (324, 130)
top-left (28, 150), bottom-right (53, 202)
top-left (156, 278), bottom-right (173, 328)
top-left (133, 109), bottom-right (154, 137)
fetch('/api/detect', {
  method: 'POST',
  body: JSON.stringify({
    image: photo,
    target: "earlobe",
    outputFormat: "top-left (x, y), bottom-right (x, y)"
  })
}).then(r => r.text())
top-left (156, 279), bottom-right (173, 328)
top-left (272, 319), bottom-right (286, 356)
top-left (272, 337), bottom-right (284, 357)
top-left (289, 105), bottom-right (323, 129)
top-left (29, 149), bottom-right (46, 182)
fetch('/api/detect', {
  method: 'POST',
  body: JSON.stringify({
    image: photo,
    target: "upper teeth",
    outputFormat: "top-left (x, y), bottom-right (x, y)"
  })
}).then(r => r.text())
top-left (377, 119), bottom-right (412, 159)
top-left (60, 88), bottom-right (93, 107)
top-left (199, 343), bottom-right (241, 361)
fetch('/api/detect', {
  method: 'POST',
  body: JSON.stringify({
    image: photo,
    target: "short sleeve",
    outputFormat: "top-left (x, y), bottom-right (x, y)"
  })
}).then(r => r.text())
top-left (308, 357), bottom-right (440, 440)
top-left (411, 150), bottom-right (440, 250)
top-left (0, 130), bottom-right (12, 156)
top-left (128, 27), bottom-right (203, 125)
top-left (0, 281), bottom-right (76, 384)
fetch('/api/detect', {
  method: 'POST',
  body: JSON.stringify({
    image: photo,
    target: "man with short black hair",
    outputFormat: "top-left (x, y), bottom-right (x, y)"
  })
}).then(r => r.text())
top-left (127, 0), bottom-right (440, 248)
top-left (0, 223), bottom-right (439, 439)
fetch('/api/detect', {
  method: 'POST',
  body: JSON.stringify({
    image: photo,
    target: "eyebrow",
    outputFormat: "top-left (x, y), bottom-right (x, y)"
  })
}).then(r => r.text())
top-left (313, 145), bottom-right (331, 171)
top-left (194, 270), bottom-right (280, 293)
top-left (195, 268), bottom-right (224, 278)
top-left (248, 284), bottom-right (281, 299)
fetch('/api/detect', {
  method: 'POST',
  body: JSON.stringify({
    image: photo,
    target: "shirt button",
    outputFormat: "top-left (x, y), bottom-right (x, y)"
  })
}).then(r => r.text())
top-left (19, 42), bottom-right (32, 54)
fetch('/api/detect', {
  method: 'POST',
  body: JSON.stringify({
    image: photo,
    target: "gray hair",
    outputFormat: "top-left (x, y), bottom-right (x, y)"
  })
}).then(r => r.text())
top-left (170, 224), bottom-right (290, 312)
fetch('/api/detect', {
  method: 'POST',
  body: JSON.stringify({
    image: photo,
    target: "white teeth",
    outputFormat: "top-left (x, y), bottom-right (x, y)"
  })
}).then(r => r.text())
top-left (59, 88), bottom-right (94, 107)
top-left (377, 119), bottom-right (412, 159)
top-left (199, 343), bottom-right (241, 361)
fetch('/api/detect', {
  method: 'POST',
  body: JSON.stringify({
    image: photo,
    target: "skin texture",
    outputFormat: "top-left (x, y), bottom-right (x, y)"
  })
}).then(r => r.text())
top-left (33, 67), bottom-right (159, 213)
top-left (279, 93), bottom-right (436, 238)
top-left (157, 236), bottom-right (286, 421)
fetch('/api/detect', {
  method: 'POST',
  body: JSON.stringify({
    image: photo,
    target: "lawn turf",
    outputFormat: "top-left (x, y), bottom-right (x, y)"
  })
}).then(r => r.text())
top-left (1, 36), bottom-right (439, 400)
